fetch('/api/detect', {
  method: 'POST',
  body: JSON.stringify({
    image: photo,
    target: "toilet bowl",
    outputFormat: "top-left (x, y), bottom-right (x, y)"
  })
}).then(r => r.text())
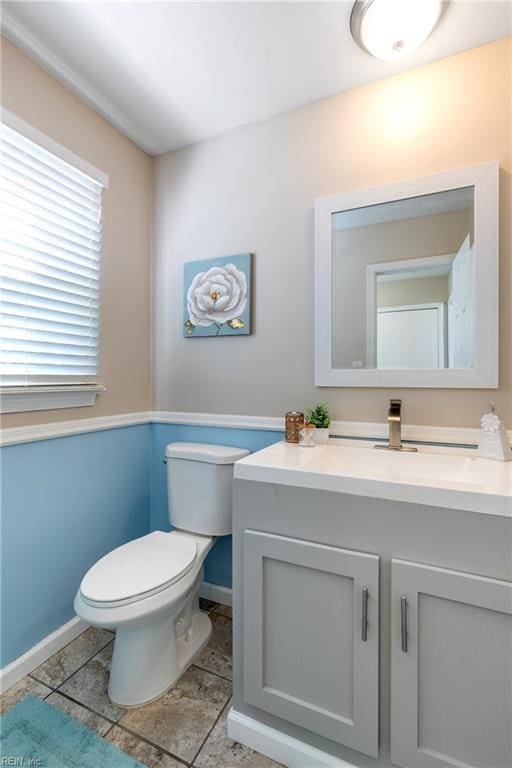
top-left (74, 529), bottom-right (213, 706)
top-left (74, 442), bottom-right (249, 707)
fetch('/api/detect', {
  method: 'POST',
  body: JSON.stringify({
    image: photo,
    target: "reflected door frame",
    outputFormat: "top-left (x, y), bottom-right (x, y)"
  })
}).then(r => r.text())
top-left (366, 255), bottom-right (453, 368)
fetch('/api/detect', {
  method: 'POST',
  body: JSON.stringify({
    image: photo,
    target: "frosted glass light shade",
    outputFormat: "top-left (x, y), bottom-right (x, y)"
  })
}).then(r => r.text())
top-left (350, 0), bottom-right (447, 61)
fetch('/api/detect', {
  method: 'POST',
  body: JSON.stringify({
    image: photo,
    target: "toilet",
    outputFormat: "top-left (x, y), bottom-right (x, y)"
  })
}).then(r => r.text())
top-left (74, 442), bottom-right (249, 707)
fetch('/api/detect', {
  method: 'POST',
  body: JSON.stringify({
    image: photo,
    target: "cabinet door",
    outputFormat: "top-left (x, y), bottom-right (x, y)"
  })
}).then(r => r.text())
top-left (243, 530), bottom-right (379, 758)
top-left (391, 559), bottom-right (512, 768)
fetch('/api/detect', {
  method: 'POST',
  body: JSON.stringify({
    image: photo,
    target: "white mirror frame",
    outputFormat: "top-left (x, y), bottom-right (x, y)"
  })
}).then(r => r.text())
top-left (314, 161), bottom-right (499, 388)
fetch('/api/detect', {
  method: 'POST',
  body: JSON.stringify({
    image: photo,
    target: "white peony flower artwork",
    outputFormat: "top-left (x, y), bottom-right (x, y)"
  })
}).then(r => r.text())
top-left (183, 253), bottom-right (252, 337)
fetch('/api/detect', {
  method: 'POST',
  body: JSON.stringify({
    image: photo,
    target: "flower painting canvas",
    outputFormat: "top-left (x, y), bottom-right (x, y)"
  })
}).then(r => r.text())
top-left (183, 253), bottom-right (252, 337)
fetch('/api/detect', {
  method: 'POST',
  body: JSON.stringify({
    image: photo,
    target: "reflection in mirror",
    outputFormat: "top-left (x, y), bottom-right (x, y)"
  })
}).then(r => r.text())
top-left (331, 187), bottom-right (474, 370)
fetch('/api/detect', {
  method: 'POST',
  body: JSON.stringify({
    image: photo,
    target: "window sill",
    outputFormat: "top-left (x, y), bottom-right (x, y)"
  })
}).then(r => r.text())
top-left (0, 385), bottom-right (106, 414)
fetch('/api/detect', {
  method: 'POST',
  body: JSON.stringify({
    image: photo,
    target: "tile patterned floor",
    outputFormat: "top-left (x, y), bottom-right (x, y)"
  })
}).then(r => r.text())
top-left (1, 600), bottom-right (283, 768)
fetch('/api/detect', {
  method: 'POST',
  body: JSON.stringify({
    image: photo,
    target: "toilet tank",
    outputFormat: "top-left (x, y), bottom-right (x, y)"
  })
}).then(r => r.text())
top-left (164, 443), bottom-right (250, 536)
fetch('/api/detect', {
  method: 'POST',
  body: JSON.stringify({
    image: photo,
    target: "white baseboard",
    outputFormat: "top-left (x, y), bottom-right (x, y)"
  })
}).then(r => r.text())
top-left (227, 708), bottom-right (356, 768)
top-left (0, 580), bottom-right (229, 694)
top-left (199, 581), bottom-right (233, 607)
top-left (0, 616), bottom-right (90, 694)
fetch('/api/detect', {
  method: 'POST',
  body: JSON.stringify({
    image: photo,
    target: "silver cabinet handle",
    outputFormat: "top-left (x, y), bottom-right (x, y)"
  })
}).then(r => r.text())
top-left (361, 587), bottom-right (369, 641)
top-left (400, 595), bottom-right (408, 653)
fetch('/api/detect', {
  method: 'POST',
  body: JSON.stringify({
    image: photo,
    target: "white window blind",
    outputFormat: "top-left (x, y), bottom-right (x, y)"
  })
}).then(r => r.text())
top-left (1, 119), bottom-right (105, 389)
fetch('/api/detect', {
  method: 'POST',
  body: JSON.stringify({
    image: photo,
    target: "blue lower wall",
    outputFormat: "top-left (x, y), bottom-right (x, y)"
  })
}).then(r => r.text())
top-left (150, 423), bottom-right (282, 587)
top-left (1, 425), bottom-right (151, 668)
top-left (0, 419), bottom-right (281, 668)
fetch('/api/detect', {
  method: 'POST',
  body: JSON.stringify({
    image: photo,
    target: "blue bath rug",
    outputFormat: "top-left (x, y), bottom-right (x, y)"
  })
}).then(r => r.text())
top-left (0, 695), bottom-right (144, 768)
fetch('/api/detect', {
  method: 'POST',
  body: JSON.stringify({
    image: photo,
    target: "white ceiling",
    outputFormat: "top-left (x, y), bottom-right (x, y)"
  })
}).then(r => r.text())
top-left (2, 1), bottom-right (511, 156)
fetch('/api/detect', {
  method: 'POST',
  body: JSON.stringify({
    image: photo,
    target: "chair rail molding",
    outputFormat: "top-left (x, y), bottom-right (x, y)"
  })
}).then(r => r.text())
top-left (1, 409), bottom-right (509, 448)
top-left (0, 411), bottom-right (153, 446)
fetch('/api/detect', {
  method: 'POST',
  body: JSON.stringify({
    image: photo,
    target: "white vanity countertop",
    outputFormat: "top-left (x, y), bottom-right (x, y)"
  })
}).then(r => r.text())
top-left (234, 441), bottom-right (512, 518)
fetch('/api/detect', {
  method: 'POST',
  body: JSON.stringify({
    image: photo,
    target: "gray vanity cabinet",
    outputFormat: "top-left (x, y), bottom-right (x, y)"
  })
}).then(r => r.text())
top-left (391, 559), bottom-right (512, 768)
top-left (242, 530), bottom-right (380, 758)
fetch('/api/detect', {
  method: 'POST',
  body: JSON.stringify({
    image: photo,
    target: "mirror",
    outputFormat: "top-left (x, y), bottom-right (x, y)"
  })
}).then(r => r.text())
top-left (315, 163), bottom-right (498, 388)
top-left (332, 188), bottom-right (474, 371)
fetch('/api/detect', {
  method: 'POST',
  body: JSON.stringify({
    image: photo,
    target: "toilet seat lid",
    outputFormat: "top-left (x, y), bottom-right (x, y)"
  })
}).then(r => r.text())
top-left (80, 531), bottom-right (197, 605)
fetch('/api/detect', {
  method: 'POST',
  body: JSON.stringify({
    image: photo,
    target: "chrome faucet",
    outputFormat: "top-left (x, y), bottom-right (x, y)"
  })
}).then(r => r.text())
top-left (388, 399), bottom-right (402, 449)
top-left (375, 399), bottom-right (417, 452)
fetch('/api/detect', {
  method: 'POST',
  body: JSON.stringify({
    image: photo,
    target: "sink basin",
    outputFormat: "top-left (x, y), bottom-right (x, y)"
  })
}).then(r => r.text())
top-left (234, 441), bottom-right (512, 517)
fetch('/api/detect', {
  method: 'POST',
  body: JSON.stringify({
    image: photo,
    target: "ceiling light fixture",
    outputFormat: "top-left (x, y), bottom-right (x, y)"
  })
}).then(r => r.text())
top-left (350, 0), bottom-right (449, 61)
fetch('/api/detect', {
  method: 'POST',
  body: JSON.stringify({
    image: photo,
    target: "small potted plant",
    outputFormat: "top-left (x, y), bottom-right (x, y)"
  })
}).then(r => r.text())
top-left (306, 403), bottom-right (332, 444)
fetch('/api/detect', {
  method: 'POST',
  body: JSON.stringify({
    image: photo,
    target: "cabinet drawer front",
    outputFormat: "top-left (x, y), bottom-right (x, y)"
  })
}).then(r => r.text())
top-left (391, 559), bottom-right (512, 768)
top-left (242, 530), bottom-right (379, 758)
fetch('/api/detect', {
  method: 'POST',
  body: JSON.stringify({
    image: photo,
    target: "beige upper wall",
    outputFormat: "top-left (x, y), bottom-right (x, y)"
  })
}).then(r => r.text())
top-left (1, 38), bottom-right (152, 427)
top-left (1, 37), bottom-right (510, 430)
top-left (153, 37), bottom-right (511, 428)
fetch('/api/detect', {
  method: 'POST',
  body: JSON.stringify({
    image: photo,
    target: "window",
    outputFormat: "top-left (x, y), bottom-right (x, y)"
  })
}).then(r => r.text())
top-left (1, 111), bottom-right (108, 413)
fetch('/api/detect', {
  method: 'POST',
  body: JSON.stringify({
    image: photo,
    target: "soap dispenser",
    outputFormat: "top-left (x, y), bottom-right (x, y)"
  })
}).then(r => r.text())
top-left (478, 404), bottom-right (512, 462)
